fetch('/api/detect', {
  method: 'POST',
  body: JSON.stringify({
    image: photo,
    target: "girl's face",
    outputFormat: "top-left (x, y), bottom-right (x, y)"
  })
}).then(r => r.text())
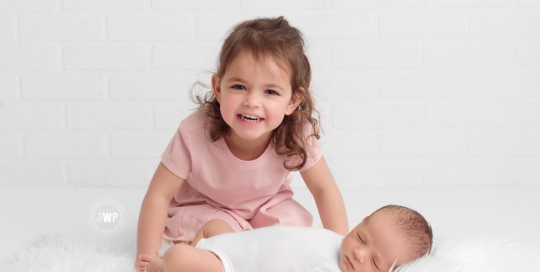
top-left (212, 51), bottom-right (303, 143)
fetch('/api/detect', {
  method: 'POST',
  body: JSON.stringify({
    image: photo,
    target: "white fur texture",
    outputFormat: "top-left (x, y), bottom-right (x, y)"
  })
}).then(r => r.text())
top-left (2, 228), bottom-right (539, 272)
top-left (398, 231), bottom-right (540, 272)
top-left (1, 227), bottom-right (137, 272)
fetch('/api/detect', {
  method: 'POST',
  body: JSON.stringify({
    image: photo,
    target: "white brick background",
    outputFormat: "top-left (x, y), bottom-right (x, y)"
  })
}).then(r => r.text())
top-left (1, 0), bottom-right (540, 189)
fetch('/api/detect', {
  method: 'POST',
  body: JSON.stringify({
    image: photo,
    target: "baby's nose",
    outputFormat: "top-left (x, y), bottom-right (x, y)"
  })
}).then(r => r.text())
top-left (353, 248), bottom-right (365, 263)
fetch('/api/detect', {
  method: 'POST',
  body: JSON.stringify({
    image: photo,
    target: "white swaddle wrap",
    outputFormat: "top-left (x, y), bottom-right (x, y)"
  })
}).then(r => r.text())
top-left (196, 226), bottom-right (344, 272)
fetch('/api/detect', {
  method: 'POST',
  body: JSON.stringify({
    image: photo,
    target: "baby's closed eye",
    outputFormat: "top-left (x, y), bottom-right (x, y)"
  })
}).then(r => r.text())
top-left (357, 233), bottom-right (365, 243)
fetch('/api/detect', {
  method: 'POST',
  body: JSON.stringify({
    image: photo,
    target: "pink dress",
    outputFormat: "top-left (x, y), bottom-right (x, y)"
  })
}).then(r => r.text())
top-left (161, 109), bottom-right (323, 242)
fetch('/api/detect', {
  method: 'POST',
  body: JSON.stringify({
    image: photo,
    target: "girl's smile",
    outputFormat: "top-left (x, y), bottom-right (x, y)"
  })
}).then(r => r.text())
top-left (237, 114), bottom-right (265, 125)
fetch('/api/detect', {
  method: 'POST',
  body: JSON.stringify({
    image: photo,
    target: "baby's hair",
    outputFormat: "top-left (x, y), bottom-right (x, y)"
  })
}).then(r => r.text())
top-left (190, 16), bottom-right (320, 171)
top-left (370, 205), bottom-right (433, 259)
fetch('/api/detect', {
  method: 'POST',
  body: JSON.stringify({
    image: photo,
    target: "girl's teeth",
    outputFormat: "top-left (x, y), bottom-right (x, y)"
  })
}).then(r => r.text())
top-left (241, 115), bottom-right (260, 122)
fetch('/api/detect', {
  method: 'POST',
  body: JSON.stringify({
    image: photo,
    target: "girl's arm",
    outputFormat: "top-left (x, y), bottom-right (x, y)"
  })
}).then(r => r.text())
top-left (300, 156), bottom-right (349, 236)
top-left (136, 162), bottom-right (184, 268)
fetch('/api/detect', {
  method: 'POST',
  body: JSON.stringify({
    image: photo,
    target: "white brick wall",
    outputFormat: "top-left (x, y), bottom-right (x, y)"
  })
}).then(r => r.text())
top-left (0, 104), bottom-right (62, 128)
top-left (425, 0), bottom-right (514, 7)
top-left (334, 42), bottom-right (423, 68)
top-left (424, 41), bottom-right (511, 67)
top-left (0, 134), bottom-right (20, 158)
top-left (517, 42), bottom-right (540, 67)
top-left (0, 76), bottom-right (17, 99)
top-left (19, 15), bottom-right (103, 41)
top-left (107, 14), bottom-right (192, 41)
top-left (379, 11), bottom-right (469, 38)
top-left (22, 75), bottom-right (105, 100)
top-left (64, 45), bottom-right (148, 70)
top-left (1, 1), bottom-right (539, 189)
top-left (25, 133), bottom-right (108, 158)
top-left (0, 15), bottom-right (16, 41)
top-left (0, 46), bottom-right (61, 70)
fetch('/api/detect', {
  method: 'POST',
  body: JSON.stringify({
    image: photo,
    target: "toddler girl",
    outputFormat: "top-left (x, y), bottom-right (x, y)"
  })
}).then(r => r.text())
top-left (135, 16), bottom-right (348, 272)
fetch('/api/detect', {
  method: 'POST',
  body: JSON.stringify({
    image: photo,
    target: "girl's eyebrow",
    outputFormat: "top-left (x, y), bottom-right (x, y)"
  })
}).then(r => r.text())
top-left (264, 83), bottom-right (284, 91)
top-left (227, 77), bottom-right (247, 83)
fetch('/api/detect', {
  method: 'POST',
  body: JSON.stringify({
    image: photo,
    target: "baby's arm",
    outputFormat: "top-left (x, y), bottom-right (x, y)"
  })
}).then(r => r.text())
top-left (301, 156), bottom-right (349, 236)
top-left (162, 219), bottom-right (233, 272)
top-left (135, 162), bottom-right (185, 271)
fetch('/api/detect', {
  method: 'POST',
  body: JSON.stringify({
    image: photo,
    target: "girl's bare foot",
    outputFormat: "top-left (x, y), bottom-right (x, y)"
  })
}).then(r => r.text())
top-left (137, 254), bottom-right (163, 272)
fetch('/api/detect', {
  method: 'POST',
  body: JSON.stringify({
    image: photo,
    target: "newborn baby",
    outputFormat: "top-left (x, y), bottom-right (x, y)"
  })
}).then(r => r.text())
top-left (154, 205), bottom-right (433, 272)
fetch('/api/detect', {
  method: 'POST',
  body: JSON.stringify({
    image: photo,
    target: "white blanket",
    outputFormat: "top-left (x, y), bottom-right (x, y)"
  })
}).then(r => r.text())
top-left (2, 227), bottom-right (539, 272)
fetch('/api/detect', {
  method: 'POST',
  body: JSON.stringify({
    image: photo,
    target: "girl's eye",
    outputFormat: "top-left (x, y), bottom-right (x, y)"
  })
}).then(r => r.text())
top-left (265, 90), bottom-right (278, 95)
top-left (232, 85), bottom-right (246, 90)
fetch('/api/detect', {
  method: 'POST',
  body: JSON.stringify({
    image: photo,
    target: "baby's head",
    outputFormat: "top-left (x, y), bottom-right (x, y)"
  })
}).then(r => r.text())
top-left (193, 16), bottom-right (321, 170)
top-left (340, 205), bottom-right (433, 272)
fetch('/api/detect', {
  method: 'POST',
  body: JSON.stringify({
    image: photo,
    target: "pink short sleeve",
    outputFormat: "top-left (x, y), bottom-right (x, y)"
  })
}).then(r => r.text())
top-left (298, 124), bottom-right (323, 172)
top-left (161, 122), bottom-right (192, 179)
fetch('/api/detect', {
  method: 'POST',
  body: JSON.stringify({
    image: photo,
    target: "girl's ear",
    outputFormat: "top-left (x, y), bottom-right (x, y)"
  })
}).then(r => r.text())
top-left (285, 87), bottom-right (305, 116)
top-left (211, 74), bottom-right (222, 104)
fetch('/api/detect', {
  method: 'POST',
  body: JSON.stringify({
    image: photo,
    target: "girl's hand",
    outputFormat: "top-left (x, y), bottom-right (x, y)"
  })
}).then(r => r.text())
top-left (136, 254), bottom-right (163, 272)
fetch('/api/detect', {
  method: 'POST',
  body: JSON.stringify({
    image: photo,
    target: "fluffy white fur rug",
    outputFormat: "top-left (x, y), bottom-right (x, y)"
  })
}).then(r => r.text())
top-left (398, 231), bottom-right (540, 272)
top-left (1, 227), bottom-right (138, 272)
top-left (2, 228), bottom-right (539, 272)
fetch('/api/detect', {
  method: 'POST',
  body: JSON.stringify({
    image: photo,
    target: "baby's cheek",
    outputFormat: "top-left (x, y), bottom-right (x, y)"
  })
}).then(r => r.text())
top-left (338, 256), bottom-right (347, 272)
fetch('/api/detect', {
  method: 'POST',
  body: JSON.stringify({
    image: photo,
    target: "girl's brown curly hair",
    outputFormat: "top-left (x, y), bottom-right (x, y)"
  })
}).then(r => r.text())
top-left (190, 16), bottom-right (321, 171)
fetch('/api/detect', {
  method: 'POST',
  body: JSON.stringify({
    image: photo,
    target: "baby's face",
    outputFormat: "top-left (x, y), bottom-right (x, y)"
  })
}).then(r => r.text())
top-left (339, 211), bottom-right (413, 272)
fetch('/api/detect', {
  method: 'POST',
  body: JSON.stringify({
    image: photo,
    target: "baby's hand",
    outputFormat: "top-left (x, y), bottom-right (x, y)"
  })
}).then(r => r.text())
top-left (135, 254), bottom-right (149, 272)
top-left (136, 254), bottom-right (163, 272)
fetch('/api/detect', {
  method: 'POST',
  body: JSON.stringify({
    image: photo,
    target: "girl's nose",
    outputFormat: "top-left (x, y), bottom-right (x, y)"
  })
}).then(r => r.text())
top-left (353, 248), bottom-right (366, 263)
top-left (244, 92), bottom-right (261, 108)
